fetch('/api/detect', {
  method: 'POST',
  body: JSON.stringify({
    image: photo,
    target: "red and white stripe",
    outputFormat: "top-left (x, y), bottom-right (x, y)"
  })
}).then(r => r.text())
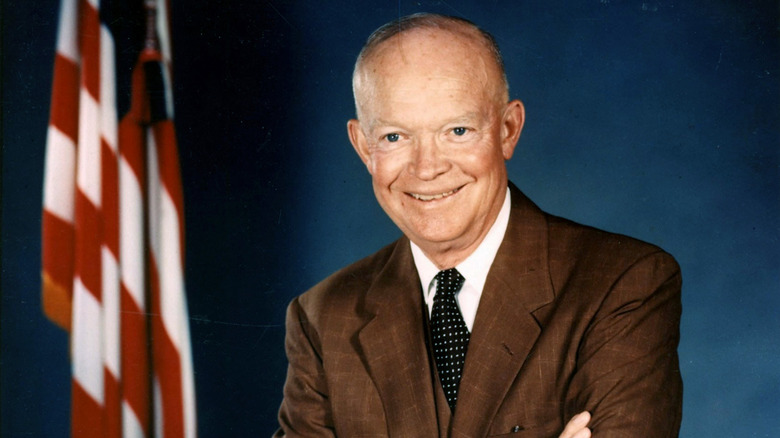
top-left (42, 0), bottom-right (196, 436)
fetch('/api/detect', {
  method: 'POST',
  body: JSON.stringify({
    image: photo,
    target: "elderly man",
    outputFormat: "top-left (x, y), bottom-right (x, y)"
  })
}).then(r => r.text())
top-left (275, 13), bottom-right (682, 438)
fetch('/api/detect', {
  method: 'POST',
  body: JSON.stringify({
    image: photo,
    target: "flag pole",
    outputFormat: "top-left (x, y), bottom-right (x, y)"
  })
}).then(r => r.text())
top-left (143, 1), bottom-right (158, 434)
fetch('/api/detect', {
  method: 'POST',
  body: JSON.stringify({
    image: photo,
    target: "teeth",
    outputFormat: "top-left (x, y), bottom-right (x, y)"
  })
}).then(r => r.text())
top-left (411, 188), bottom-right (457, 201)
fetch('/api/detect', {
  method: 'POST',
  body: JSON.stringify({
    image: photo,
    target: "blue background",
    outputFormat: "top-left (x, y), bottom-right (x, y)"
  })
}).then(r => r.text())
top-left (2, 0), bottom-right (778, 436)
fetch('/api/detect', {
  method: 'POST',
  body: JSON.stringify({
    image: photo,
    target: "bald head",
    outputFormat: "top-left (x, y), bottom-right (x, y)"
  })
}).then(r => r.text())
top-left (352, 13), bottom-right (509, 121)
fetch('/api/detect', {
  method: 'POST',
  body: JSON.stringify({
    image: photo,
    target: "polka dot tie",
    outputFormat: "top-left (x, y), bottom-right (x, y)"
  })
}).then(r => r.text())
top-left (430, 268), bottom-right (469, 411)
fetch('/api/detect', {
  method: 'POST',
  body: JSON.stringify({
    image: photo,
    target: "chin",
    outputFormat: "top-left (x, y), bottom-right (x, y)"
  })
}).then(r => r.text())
top-left (407, 224), bottom-right (466, 247)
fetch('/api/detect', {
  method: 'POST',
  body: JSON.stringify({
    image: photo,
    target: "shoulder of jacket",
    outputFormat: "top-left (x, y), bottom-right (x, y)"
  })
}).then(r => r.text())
top-left (545, 213), bottom-right (678, 270)
top-left (297, 237), bottom-right (405, 310)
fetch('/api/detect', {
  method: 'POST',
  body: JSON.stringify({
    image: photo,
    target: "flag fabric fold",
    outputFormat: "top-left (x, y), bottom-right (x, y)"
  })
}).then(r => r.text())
top-left (42, 0), bottom-right (196, 436)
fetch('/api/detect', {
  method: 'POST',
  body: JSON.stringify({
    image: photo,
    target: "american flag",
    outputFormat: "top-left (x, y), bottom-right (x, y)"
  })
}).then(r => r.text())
top-left (41, 0), bottom-right (197, 436)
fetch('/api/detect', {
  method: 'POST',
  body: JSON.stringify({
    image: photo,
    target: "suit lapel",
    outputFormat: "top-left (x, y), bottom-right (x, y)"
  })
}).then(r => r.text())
top-left (452, 185), bottom-right (555, 437)
top-left (357, 238), bottom-right (440, 437)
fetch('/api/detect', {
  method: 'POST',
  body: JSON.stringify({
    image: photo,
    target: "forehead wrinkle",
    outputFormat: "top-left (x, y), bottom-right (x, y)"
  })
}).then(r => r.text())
top-left (355, 27), bottom-right (505, 123)
top-left (366, 37), bottom-right (505, 105)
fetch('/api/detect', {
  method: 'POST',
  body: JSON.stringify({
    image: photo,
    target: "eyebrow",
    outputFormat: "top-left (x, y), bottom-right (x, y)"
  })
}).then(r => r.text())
top-left (447, 112), bottom-right (482, 125)
top-left (367, 118), bottom-right (396, 131)
top-left (366, 111), bottom-right (484, 133)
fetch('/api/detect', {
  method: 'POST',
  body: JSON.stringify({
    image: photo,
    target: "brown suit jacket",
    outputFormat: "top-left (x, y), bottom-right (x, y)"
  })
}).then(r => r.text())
top-left (275, 184), bottom-right (682, 437)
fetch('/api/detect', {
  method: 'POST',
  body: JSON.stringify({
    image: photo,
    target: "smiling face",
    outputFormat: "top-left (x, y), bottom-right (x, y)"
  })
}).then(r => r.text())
top-left (348, 27), bottom-right (525, 267)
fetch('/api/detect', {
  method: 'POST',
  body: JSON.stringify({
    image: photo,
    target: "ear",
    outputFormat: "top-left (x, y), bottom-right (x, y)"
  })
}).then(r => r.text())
top-left (500, 100), bottom-right (525, 160)
top-left (347, 119), bottom-right (374, 172)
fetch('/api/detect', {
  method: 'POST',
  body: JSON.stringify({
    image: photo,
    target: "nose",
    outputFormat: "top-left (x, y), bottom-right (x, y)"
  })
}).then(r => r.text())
top-left (408, 135), bottom-right (449, 180)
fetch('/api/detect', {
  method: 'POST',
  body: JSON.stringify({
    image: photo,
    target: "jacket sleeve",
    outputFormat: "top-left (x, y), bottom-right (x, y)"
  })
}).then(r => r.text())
top-left (564, 250), bottom-right (683, 437)
top-left (273, 297), bottom-right (336, 437)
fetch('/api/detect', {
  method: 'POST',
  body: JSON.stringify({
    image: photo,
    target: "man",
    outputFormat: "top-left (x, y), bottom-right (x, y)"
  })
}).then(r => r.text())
top-left (275, 13), bottom-right (682, 438)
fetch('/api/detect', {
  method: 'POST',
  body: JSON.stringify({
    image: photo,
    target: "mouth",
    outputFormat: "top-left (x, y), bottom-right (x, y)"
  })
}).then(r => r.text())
top-left (408, 185), bottom-right (463, 202)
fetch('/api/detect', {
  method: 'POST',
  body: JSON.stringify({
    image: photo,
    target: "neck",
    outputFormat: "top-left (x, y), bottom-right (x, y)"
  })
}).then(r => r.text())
top-left (415, 217), bottom-right (497, 270)
top-left (422, 247), bottom-right (476, 271)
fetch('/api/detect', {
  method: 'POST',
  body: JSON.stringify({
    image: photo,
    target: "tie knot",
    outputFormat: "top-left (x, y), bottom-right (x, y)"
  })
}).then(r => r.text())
top-left (435, 268), bottom-right (465, 298)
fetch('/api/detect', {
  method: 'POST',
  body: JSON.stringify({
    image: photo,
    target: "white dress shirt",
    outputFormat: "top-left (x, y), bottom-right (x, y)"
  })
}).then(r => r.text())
top-left (410, 188), bottom-right (511, 331)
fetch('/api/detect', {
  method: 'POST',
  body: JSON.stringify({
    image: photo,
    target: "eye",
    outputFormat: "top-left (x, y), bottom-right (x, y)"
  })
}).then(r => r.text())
top-left (385, 133), bottom-right (400, 142)
top-left (452, 127), bottom-right (468, 136)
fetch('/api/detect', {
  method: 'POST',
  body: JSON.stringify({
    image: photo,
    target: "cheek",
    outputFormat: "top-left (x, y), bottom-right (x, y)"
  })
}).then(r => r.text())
top-left (460, 140), bottom-right (503, 173)
top-left (463, 159), bottom-right (505, 190)
top-left (369, 151), bottom-right (408, 185)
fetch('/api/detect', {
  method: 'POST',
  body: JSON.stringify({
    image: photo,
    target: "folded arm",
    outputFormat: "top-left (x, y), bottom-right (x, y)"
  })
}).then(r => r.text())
top-left (274, 298), bottom-right (336, 437)
top-left (565, 251), bottom-right (683, 436)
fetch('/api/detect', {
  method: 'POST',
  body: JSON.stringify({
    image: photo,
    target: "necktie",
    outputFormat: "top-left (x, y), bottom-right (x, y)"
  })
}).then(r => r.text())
top-left (430, 268), bottom-right (469, 411)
